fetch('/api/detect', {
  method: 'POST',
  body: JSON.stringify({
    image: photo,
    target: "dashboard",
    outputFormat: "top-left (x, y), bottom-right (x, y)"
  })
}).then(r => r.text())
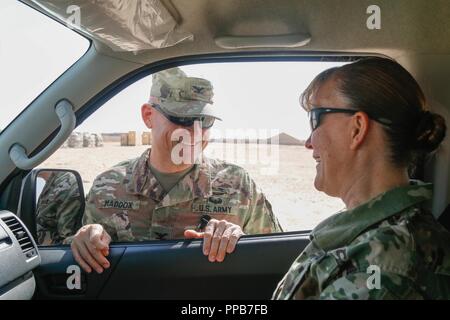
top-left (0, 210), bottom-right (40, 299)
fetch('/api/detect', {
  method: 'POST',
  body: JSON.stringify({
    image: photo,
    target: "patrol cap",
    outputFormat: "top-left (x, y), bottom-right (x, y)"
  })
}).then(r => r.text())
top-left (149, 67), bottom-right (221, 120)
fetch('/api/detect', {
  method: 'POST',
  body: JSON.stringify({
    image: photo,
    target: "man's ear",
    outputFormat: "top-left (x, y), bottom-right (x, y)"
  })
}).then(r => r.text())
top-left (349, 111), bottom-right (370, 150)
top-left (141, 103), bottom-right (153, 129)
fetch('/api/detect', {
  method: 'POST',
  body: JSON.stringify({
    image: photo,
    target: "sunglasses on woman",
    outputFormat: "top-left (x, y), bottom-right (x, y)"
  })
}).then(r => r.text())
top-left (308, 107), bottom-right (392, 131)
top-left (152, 104), bottom-right (215, 129)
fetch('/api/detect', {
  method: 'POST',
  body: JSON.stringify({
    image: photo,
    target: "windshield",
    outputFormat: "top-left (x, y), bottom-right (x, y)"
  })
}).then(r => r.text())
top-left (0, 0), bottom-right (90, 133)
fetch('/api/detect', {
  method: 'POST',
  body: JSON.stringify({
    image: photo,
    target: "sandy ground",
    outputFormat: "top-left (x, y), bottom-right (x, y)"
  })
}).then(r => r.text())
top-left (39, 142), bottom-right (344, 231)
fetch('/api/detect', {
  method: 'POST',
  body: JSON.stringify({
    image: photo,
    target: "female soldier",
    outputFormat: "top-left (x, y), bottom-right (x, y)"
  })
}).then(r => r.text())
top-left (273, 57), bottom-right (450, 299)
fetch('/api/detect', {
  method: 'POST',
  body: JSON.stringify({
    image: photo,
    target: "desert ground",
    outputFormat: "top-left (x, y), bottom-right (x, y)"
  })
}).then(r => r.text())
top-left (39, 142), bottom-right (345, 231)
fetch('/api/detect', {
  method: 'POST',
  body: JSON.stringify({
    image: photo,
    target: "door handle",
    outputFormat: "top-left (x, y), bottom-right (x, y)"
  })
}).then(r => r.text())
top-left (44, 273), bottom-right (87, 295)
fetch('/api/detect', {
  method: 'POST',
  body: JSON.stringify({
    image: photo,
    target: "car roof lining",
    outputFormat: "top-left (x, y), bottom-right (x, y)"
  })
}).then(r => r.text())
top-left (23, 0), bottom-right (193, 52)
top-left (19, 0), bottom-right (450, 64)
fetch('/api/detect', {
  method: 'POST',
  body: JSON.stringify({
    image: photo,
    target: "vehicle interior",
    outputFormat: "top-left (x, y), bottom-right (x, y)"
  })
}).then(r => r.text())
top-left (0, 0), bottom-right (449, 299)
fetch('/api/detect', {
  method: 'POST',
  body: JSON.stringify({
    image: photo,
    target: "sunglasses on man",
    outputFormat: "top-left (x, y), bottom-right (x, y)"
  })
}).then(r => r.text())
top-left (151, 104), bottom-right (215, 129)
top-left (308, 107), bottom-right (392, 131)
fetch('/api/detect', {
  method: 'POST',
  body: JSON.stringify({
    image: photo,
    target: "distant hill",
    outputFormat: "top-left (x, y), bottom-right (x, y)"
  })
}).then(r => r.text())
top-left (210, 132), bottom-right (304, 145)
top-left (269, 132), bottom-right (305, 145)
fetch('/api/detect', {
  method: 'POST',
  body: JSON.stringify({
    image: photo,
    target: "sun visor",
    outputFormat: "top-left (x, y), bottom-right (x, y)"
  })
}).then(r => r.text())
top-left (30, 0), bottom-right (193, 52)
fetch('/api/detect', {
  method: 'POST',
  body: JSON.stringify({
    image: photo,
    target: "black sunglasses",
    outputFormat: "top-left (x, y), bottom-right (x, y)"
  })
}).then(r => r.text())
top-left (308, 107), bottom-right (392, 131)
top-left (308, 107), bottom-right (357, 131)
top-left (152, 104), bottom-right (215, 129)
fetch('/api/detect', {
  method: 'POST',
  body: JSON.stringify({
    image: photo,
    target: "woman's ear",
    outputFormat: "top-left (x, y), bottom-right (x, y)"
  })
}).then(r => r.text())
top-left (349, 111), bottom-right (370, 150)
top-left (141, 103), bottom-right (153, 129)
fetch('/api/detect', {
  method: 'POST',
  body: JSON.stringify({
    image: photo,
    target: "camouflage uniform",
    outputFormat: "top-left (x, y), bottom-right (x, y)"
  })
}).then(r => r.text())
top-left (36, 171), bottom-right (82, 245)
top-left (273, 181), bottom-right (450, 299)
top-left (83, 148), bottom-right (282, 241)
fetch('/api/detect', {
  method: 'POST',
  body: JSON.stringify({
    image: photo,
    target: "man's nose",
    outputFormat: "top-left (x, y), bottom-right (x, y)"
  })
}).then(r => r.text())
top-left (193, 120), bottom-right (202, 132)
top-left (305, 134), bottom-right (313, 149)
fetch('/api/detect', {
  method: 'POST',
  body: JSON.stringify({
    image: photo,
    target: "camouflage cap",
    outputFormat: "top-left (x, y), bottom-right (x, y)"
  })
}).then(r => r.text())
top-left (149, 67), bottom-right (221, 120)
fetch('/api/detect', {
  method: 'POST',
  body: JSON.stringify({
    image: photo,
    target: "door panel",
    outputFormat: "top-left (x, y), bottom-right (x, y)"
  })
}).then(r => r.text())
top-left (34, 232), bottom-right (310, 299)
top-left (34, 247), bottom-right (125, 299)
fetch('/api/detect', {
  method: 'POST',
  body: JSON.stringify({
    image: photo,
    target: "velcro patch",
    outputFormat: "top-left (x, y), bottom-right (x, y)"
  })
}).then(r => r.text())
top-left (99, 199), bottom-right (140, 210)
top-left (192, 201), bottom-right (237, 215)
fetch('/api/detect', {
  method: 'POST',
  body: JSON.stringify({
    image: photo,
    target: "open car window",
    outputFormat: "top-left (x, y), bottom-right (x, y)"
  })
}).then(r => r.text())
top-left (36, 60), bottom-right (349, 246)
top-left (0, 0), bottom-right (89, 134)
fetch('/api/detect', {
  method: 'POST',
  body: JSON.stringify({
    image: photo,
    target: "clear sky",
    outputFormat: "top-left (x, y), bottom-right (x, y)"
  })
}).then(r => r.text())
top-left (0, 0), bottom-right (89, 131)
top-left (0, 0), bottom-right (346, 140)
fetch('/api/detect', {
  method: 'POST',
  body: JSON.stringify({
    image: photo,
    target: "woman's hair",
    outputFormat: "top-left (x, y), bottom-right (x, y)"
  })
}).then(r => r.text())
top-left (301, 57), bottom-right (447, 167)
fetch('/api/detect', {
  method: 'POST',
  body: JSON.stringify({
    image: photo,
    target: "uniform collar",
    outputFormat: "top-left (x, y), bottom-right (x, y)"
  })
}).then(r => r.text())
top-left (311, 180), bottom-right (433, 251)
top-left (125, 148), bottom-right (212, 203)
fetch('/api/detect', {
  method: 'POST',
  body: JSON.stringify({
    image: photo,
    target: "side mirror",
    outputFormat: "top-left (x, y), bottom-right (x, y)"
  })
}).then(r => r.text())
top-left (18, 169), bottom-right (85, 246)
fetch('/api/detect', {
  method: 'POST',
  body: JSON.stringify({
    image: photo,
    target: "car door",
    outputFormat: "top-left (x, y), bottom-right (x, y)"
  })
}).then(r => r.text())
top-left (32, 232), bottom-right (310, 299)
top-left (2, 166), bottom-right (310, 300)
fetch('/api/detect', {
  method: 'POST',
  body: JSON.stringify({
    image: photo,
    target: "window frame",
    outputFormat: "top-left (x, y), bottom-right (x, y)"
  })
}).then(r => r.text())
top-left (1, 52), bottom-right (389, 243)
top-left (36, 53), bottom-right (372, 246)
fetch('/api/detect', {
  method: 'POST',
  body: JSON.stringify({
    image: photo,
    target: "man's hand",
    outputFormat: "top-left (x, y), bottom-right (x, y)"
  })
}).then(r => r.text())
top-left (184, 219), bottom-right (244, 262)
top-left (71, 224), bottom-right (111, 273)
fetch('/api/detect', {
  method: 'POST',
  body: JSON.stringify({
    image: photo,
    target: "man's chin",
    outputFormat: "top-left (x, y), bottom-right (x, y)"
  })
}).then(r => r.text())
top-left (314, 177), bottom-right (323, 192)
top-left (172, 146), bottom-right (203, 164)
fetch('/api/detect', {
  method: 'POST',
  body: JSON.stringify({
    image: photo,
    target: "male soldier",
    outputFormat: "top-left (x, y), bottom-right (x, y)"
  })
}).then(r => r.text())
top-left (36, 171), bottom-right (83, 245)
top-left (70, 67), bottom-right (282, 274)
